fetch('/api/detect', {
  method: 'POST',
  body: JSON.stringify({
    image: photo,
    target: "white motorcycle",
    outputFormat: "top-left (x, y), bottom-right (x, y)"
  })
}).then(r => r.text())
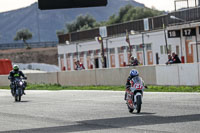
top-left (126, 76), bottom-right (146, 113)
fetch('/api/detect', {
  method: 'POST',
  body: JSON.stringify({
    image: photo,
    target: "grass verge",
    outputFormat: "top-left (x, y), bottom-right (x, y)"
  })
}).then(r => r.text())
top-left (0, 84), bottom-right (200, 92)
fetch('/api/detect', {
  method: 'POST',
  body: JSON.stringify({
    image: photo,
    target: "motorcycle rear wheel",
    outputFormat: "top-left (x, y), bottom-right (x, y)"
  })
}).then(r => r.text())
top-left (18, 95), bottom-right (21, 102)
top-left (128, 106), bottom-right (134, 113)
top-left (15, 96), bottom-right (18, 102)
top-left (15, 95), bottom-right (21, 102)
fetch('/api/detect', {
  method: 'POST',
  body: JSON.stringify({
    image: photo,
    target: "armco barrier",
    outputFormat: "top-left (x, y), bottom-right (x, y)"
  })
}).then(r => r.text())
top-left (135, 66), bottom-right (157, 85)
top-left (156, 63), bottom-right (200, 86)
top-left (95, 68), bottom-right (125, 86)
top-left (26, 72), bottom-right (58, 85)
top-left (0, 72), bottom-right (58, 87)
top-left (156, 65), bottom-right (179, 86)
top-left (0, 63), bottom-right (200, 87)
top-left (0, 75), bottom-right (10, 86)
top-left (58, 66), bottom-right (157, 86)
top-left (94, 66), bottom-right (157, 86)
top-left (58, 70), bottom-right (96, 86)
top-left (178, 63), bottom-right (199, 85)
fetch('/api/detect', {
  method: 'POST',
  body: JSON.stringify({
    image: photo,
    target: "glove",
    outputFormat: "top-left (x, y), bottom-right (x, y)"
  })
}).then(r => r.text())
top-left (126, 85), bottom-right (131, 89)
top-left (126, 87), bottom-right (130, 91)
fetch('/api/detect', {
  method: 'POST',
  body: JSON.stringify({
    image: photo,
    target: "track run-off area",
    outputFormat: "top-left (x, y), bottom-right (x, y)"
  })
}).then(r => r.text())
top-left (0, 90), bottom-right (200, 133)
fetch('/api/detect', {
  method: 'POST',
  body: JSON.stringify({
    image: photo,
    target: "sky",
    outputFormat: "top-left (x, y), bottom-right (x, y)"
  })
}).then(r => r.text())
top-left (0, 0), bottom-right (37, 13)
top-left (135, 0), bottom-right (175, 11)
top-left (0, 0), bottom-right (195, 13)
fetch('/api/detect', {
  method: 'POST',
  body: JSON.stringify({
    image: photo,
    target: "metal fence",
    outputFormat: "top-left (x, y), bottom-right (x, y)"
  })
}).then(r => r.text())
top-left (0, 41), bottom-right (58, 50)
top-left (59, 6), bottom-right (200, 43)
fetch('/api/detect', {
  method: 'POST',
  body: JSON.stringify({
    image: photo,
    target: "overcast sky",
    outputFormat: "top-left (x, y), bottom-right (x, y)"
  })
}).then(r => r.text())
top-left (135, 0), bottom-right (175, 11)
top-left (0, 0), bottom-right (196, 13)
top-left (0, 0), bottom-right (37, 13)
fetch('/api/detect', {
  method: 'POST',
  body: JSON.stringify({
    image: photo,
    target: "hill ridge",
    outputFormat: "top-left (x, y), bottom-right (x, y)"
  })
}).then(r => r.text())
top-left (0, 0), bottom-right (144, 44)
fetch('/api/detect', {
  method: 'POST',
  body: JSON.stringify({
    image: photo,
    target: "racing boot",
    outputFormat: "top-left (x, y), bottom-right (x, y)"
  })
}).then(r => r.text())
top-left (22, 88), bottom-right (26, 95)
top-left (11, 89), bottom-right (14, 96)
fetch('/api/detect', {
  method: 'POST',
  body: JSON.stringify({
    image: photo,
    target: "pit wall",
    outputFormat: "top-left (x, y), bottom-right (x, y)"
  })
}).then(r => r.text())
top-left (0, 63), bottom-right (199, 86)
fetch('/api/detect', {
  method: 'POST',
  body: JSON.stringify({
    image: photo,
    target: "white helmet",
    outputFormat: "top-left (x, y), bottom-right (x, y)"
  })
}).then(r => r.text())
top-left (13, 65), bottom-right (19, 71)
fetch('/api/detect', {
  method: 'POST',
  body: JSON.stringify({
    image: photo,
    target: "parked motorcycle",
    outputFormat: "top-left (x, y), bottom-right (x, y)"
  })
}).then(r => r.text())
top-left (126, 76), bottom-right (146, 113)
top-left (12, 78), bottom-right (26, 102)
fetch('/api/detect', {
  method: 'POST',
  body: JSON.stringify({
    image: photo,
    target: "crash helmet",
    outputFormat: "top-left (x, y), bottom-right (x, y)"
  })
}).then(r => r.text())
top-left (131, 56), bottom-right (134, 59)
top-left (13, 65), bottom-right (19, 71)
top-left (130, 69), bottom-right (139, 77)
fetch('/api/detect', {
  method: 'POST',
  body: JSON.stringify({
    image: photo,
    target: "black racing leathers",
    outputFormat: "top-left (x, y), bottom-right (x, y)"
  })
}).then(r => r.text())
top-left (124, 76), bottom-right (132, 100)
top-left (8, 70), bottom-right (26, 81)
top-left (126, 76), bottom-right (132, 89)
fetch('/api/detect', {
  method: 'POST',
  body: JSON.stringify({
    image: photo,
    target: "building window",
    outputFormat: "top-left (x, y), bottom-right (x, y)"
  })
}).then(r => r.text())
top-left (146, 43), bottom-right (152, 50)
top-left (127, 46), bottom-right (133, 53)
top-left (162, 45), bottom-right (172, 54)
top-left (176, 45), bottom-right (179, 56)
top-left (136, 45), bottom-right (143, 52)
top-left (80, 52), bottom-right (84, 57)
top-left (164, 45), bottom-right (170, 54)
top-left (186, 36), bottom-right (192, 40)
top-left (67, 53), bottom-right (72, 57)
top-left (94, 49), bottom-right (100, 56)
top-left (160, 46), bottom-right (163, 54)
top-left (87, 51), bottom-right (92, 56)
top-left (164, 46), bottom-right (167, 54)
top-left (110, 48), bottom-right (115, 54)
top-left (131, 45), bottom-right (136, 49)
top-left (168, 45), bottom-right (172, 54)
top-left (118, 47), bottom-right (123, 53)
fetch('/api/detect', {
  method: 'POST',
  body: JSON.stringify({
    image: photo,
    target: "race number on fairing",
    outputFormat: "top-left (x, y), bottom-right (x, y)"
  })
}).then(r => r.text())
top-left (134, 83), bottom-right (143, 90)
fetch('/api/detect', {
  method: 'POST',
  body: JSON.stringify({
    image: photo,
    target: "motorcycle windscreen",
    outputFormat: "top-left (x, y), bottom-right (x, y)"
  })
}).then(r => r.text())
top-left (132, 76), bottom-right (143, 85)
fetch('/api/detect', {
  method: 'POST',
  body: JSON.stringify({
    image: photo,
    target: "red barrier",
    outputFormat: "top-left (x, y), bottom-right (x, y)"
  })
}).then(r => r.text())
top-left (0, 59), bottom-right (12, 75)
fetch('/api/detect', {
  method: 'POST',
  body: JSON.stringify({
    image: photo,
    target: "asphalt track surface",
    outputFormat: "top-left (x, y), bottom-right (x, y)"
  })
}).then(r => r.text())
top-left (0, 90), bottom-right (200, 133)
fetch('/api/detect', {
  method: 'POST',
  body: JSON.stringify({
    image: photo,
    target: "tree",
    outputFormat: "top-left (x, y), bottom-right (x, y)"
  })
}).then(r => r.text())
top-left (106, 4), bottom-right (164, 25)
top-left (65, 14), bottom-right (99, 33)
top-left (14, 29), bottom-right (33, 49)
top-left (57, 5), bottom-right (164, 34)
top-left (56, 29), bottom-right (65, 36)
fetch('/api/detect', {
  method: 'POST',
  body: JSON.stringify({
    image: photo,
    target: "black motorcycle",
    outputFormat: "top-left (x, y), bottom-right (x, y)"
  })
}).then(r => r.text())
top-left (12, 78), bottom-right (26, 102)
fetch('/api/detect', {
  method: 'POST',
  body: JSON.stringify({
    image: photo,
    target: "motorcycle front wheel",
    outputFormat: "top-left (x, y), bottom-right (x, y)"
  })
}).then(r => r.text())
top-left (15, 95), bottom-right (21, 102)
top-left (136, 95), bottom-right (142, 113)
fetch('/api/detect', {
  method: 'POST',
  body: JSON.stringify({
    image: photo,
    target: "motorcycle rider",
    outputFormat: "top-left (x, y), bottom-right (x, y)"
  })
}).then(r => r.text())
top-left (75, 60), bottom-right (85, 70)
top-left (124, 69), bottom-right (146, 100)
top-left (130, 56), bottom-right (140, 66)
top-left (8, 65), bottom-right (27, 96)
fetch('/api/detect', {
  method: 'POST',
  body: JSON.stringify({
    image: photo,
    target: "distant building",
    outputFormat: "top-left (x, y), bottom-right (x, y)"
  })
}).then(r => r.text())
top-left (57, 7), bottom-right (200, 71)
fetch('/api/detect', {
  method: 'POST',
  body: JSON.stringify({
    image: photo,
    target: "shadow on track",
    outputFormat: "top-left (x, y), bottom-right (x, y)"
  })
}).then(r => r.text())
top-left (129, 112), bottom-right (156, 115)
top-left (13, 101), bottom-right (30, 103)
top-left (2, 113), bottom-right (200, 133)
